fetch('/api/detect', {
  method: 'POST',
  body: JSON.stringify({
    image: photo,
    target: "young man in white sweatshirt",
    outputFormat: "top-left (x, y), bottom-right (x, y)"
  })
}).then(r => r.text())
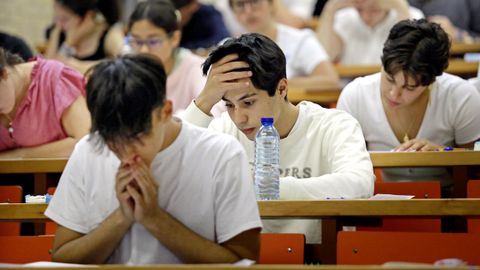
top-left (182, 33), bottom-right (374, 244)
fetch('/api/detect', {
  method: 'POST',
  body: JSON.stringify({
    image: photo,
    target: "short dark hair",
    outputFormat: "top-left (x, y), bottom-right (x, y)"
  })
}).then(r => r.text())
top-left (86, 54), bottom-right (167, 148)
top-left (55, 0), bottom-right (121, 26)
top-left (381, 19), bottom-right (450, 86)
top-left (202, 33), bottom-right (286, 96)
top-left (0, 47), bottom-right (23, 78)
top-left (128, 0), bottom-right (179, 34)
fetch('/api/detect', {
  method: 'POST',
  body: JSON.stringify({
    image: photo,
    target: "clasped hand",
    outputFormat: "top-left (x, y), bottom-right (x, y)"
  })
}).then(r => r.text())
top-left (115, 156), bottom-right (160, 226)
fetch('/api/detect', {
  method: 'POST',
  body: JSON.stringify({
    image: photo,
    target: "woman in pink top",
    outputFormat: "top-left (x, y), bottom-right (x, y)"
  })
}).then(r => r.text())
top-left (126, 0), bottom-right (224, 116)
top-left (0, 48), bottom-right (90, 158)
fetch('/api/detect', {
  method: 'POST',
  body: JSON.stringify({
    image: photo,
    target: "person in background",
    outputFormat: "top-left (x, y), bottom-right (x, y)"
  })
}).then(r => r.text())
top-left (45, 54), bottom-right (262, 264)
top-left (0, 33), bottom-right (33, 61)
top-left (409, 0), bottom-right (480, 43)
top-left (317, 0), bottom-right (423, 65)
top-left (182, 33), bottom-right (374, 244)
top-left (45, 0), bottom-right (124, 73)
top-left (126, 0), bottom-right (224, 116)
top-left (337, 19), bottom-right (480, 194)
top-left (172, 0), bottom-right (230, 51)
top-left (0, 48), bottom-right (90, 158)
top-left (216, 0), bottom-right (317, 36)
top-left (228, 0), bottom-right (340, 90)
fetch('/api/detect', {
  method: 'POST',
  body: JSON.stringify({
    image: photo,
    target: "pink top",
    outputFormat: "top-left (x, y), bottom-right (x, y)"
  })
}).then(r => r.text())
top-left (168, 48), bottom-right (225, 117)
top-left (0, 58), bottom-right (85, 151)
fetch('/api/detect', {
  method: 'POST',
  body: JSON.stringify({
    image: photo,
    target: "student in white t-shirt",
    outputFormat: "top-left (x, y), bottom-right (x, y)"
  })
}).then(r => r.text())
top-left (45, 54), bottom-right (262, 264)
top-left (337, 19), bottom-right (480, 191)
top-left (182, 33), bottom-right (374, 244)
top-left (125, 0), bottom-right (223, 116)
top-left (317, 0), bottom-right (423, 65)
top-left (228, 0), bottom-right (340, 90)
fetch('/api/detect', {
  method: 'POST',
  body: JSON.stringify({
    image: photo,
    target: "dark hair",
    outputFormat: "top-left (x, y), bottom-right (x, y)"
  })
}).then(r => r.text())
top-left (202, 33), bottom-right (286, 96)
top-left (128, 0), bottom-right (179, 34)
top-left (85, 54), bottom-right (167, 148)
top-left (0, 48), bottom-right (24, 77)
top-left (171, 0), bottom-right (194, 9)
top-left (381, 19), bottom-right (450, 86)
top-left (55, 0), bottom-right (121, 26)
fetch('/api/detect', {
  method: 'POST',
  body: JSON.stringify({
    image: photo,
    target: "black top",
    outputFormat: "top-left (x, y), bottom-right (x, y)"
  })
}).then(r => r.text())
top-left (56, 29), bottom-right (109, 61)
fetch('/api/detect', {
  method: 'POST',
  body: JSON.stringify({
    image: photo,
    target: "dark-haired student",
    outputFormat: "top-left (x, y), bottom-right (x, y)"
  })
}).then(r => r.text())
top-left (45, 0), bottom-right (124, 73)
top-left (337, 19), bottom-right (480, 191)
top-left (45, 54), bottom-right (262, 264)
top-left (182, 33), bottom-right (374, 244)
top-left (0, 48), bottom-right (90, 158)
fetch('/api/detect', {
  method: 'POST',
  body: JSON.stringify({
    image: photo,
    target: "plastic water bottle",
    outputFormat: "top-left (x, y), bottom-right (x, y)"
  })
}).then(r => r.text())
top-left (254, 117), bottom-right (280, 200)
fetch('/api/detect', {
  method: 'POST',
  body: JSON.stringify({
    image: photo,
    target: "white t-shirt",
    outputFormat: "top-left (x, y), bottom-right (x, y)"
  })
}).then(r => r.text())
top-left (334, 7), bottom-right (424, 65)
top-left (182, 101), bottom-right (374, 243)
top-left (45, 120), bottom-right (262, 264)
top-left (276, 24), bottom-right (329, 78)
top-left (337, 73), bottom-right (480, 185)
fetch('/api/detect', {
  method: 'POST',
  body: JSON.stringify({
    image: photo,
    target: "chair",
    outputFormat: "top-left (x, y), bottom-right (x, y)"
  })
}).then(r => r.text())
top-left (0, 185), bottom-right (22, 236)
top-left (0, 235), bottom-right (54, 263)
top-left (358, 181), bottom-right (441, 232)
top-left (467, 180), bottom-right (480, 233)
top-left (258, 233), bottom-right (305, 264)
top-left (337, 231), bottom-right (480, 265)
top-left (45, 187), bottom-right (57, 235)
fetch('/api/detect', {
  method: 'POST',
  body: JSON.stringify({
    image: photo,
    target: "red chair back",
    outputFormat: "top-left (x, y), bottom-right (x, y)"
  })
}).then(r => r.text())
top-left (0, 186), bottom-right (22, 235)
top-left (258, 233), bottom-right (305, 264)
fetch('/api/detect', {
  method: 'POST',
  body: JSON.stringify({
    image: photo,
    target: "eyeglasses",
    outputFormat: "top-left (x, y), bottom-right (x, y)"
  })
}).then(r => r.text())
top-left (127, 35), bottom-right (166, 50)
top-left (231, 0), bottom-right (266, 12)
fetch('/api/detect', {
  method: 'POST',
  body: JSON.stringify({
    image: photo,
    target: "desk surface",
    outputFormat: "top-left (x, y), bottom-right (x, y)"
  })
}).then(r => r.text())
top-left (335, 60), bottom-right (478, 78)
top-left (2, 199), bottom-right (480, 221)
top-left (288, 87), bottom-right (340, 104)
top-left (369, 151), bottom-right (480, 167)
top-left (1, 151), bottom-right (479, 174)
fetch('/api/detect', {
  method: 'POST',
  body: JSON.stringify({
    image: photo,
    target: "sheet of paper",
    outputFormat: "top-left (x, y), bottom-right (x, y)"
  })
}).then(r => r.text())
top-left (369, 194), bottom-right (414, 200)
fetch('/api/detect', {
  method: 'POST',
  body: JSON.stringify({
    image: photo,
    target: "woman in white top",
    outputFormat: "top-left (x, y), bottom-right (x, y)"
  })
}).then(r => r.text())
top-left (337, 19), bottom-right (480, 191)
top-left (228, 0), bottom-right (340, 90)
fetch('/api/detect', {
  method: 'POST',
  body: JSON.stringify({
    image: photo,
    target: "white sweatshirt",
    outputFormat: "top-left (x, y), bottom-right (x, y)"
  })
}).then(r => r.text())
top-left (182, 101), bottom-right (374, 243)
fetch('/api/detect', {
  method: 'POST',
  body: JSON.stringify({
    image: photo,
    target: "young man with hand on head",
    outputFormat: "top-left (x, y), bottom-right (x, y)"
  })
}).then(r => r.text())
top-left (183, 33), bottom-right (374, 244)
top-left (45, 54), bottom-right (262, 264)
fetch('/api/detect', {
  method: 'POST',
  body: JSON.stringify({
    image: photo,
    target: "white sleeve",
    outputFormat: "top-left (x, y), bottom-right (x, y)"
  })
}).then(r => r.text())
top-left (213, 140), bottom-right (262, 243)
top-left (291, 30), bottom-right (329, 75)
top-left (280, 113), bottom-right (375, 200)
top-left (451, 84), bottom-right (480, 145)
top-left (182, 101), bottom-right (215, 128)
top-left (44, 140), bottom-right (90, 234)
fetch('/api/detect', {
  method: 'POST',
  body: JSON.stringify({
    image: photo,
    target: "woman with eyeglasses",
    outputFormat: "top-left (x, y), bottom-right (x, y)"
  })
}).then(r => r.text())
top-left (45, 0), bottom-right (124, 74)
top-left (127, 0), bottom-right (224, 116)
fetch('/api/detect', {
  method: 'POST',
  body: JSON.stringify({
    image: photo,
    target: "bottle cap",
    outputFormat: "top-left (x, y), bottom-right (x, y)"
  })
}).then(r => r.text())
top-left (260, 117), bottom-right (274, 126)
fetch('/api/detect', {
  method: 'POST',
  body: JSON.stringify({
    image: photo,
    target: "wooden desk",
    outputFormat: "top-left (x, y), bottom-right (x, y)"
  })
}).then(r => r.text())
top-left (0, 158), bottom-right (67, 195)
top-left (370, 151), bottom-right (480, 198)
top-left (451, 42), bottom-right (480, 55)
top-left (288, 87), bottom-right (340, 104)
top-left (335, 60), bottom-right (479, 78)
top-left (2, 199), bottom-right (480, 265)
top-left (2, 151), bottom-right (479, 196)
top-left (3, 199), bottom-right (479, 221)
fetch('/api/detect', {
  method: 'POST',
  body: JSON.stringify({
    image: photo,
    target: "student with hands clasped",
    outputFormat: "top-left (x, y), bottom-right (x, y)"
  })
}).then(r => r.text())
top-left (337, 19), bottom-right (480, 188)
top-left (183, 33), bottom-right (374, 243)
top-left (45, 54), bottom-right (262, 264)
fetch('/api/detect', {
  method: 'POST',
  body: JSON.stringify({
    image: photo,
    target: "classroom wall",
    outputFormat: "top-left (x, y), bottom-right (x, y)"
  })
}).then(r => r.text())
top-left (0, 0), bottom-right (54, 54)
